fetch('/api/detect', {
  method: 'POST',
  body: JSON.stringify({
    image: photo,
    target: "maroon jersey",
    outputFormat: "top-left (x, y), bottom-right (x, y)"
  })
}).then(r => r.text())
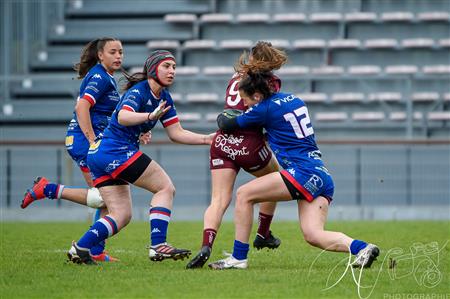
top-left (209, 73), bottom-right (280, 172)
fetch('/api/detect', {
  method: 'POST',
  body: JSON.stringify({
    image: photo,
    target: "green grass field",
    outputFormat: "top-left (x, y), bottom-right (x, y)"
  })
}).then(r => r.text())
top-left (1, 221), bottom-right (449, 299)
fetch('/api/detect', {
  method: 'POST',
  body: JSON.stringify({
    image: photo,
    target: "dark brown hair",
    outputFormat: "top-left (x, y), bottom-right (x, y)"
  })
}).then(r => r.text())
top-left (235, 41), bottom-right (288, 74)
top-left (121, 67), bottom-right (147, 91)
top-left (238, 71), bottom-right (274, 99)
top-left (74, 37), bottom-right (121, 79)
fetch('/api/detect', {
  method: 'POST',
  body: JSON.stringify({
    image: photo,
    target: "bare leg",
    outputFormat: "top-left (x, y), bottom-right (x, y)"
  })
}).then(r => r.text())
top-left (133, 160), bottom-right (175, 209)
top-left (59, 171), bottom-right (95, 206)
top-left (203, 168), bottom-right (237, 231)
top-left (249, 157), bottom-right (279, 217)
top-left (298, 196), bottom-right (353, 252)
top-left (98, 185), bottom-right (132, 229)
top-left (234, 173), bottom-right (292, 243)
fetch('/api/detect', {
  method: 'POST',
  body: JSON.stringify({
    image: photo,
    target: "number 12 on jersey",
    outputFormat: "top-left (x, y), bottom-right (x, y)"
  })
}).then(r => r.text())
top-left (283, 106), bottom-right (314, 139)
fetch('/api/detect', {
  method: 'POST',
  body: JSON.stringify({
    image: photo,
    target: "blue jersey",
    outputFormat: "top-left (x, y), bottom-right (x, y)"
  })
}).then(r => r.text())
top-left (70, 63), bottom-right (121, 132)
top-left (236, 92), bottom-right (324, 171)
top-left (65, 63), bottom-right (120, 172)
top-left (101, 80), bottom-right (179, 147)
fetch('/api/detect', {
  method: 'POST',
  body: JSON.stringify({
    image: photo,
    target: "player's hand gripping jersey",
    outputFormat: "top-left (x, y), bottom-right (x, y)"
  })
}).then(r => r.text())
top-left (209, 73), bottom-right (280, 172)
top-left (234, 92), bottom-right (334, 201)
top-left (65, 63), bottom-right (121, 171)
top-left (87, 80), bottom-right (179, 186)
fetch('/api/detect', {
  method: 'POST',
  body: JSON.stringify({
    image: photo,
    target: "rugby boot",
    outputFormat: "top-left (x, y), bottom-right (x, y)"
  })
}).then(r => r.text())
top-left (149, 243), bottom-right (191, 261)
top-left (253, 231), bottom-right (281, 250)
top-left (186, 246), bottom-right (211, 269)
top-left (352, 244), bottom-right (380, 268)
top-left (91, 251), bottom-right (119, 262)
top-left (21, 177), bottom-right (49, 209)
top-left (208, 256), bottom-right (248, 270)
top-left (67, 242), bottom-right (97, 265)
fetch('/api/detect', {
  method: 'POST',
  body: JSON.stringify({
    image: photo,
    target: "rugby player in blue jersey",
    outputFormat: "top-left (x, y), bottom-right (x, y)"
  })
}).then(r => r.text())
top-left (67, 50), bottom-right (214, 264)
top-left (22, 37), bottom-right (126, 262)
top-left (209, 67), bottom-right (379, 270)
top-left (187, 41), bottom-right (286, 269)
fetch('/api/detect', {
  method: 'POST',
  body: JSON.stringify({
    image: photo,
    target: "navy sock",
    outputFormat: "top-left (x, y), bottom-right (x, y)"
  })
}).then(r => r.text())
top-left (44, 183), bottom-right (64, 199)
top-left (350, 239), bottom-right (368, 255)
top-left (149, 207), bottom-right (171, 246)
top-left (90, 209), bottom-right (106, 255)
top-left (232, 240), bottom-right (250, 260)
top-left (77, 216), bottom-right (118, 251)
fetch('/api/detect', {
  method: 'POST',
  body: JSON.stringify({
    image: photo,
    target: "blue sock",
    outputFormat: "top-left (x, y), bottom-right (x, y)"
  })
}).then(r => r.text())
top-left (77, 216), bottom-right (118, 251)
top-left (350, 239), bottom-right (368, 255)
top-left (232, 240), bottom-right (250, 260)
top-left (90, 209), bottom-right (105, 255)
top-left (44, 183), bottom-right (64, 199)
top-left (149, 207), bottom-right (171, 246)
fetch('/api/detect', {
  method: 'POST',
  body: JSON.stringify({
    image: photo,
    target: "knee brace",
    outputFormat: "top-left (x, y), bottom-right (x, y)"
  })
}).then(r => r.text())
top-left (86, 188), bottom-right (105, 208)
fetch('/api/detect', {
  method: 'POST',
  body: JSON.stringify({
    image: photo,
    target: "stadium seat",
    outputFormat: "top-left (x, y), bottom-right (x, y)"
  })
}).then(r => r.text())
top-left (427, 112), bottom-right (450, 121)
top-left (186, 93), bottom-right (219, 103)
top-left (265, 39), bottom-right (290, 49)
top-left (170, 93), bottom-right (183, 103)
top-left (219, 39), bottom-right (253, 49)
top-left (164, 14), bottom-right (197, 24)
top-left (331, 93), bottom-right (365, 103)
top-left (315, 112), bottom-right (348, 121)
top-left (292, 39), bottom-right (326, 49)
top-left (422, 65), bottom-right (450, 75)
top-left (178, 112), bottom-right (202, 122)
top-left (175, 66), bottom-right (200, 76)
top-left (276, 66), bottom-right (310, 76)
top-left (417, 12), bottom-right (450, 22)
top-left (200, 13), bottom-right (233, 23)
top-left (438, 38), bottom-right (450, 47)
top-left (311, 66), bottom-right (344, 75)
top-left (369, 92), bottom-right (402, 102)
top-left (65, 0), bottom-right (211, 17)
top-left (389, 111), bottom-right (423, 121)
top-left (236, 13), bottom-right (270, 23)
top-left (309, 12), bottom-right (343, 23)
top-left (401, 38), bottom-right (435, 48)
top-left (352, 112), bottom-right (385, 121)
top-left (205, 112), bottom-right (219, 122)
top-left (380, 12), bottom-right (414, 22)
top-left (385, 65), bottom-right (419, 75)
top-left (146, 40), bottom-right (180, 50)
top-left (348, 65), bottom-right (382, 76)
top-left (443, 93), bottom-right (450, 101)
top-left (364, 38), bottom-right (399, 49)
top-left (296, 93), bottom-right (328, 103)
top-left (328, 39), bottom-right (362, 49)
top-left (272, 13), bottom-right (306, 23)
top-left (203, 66), bottom-right (234, 76)
top-left (183, 39), bottom-right (217, 49)
top-left (412, 92), bottom-right (440, 102)
top-left (344, 12), bottom-right (377, 22)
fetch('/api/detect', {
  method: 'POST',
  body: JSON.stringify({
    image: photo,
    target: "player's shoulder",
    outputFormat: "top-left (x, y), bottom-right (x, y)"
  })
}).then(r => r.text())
top-left (86, 65), bottom-right (108, 82)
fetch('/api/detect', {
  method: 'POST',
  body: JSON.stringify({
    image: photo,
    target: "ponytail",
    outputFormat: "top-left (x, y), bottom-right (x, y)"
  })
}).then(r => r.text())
top-left (235, 41), bottom-right (288, 74)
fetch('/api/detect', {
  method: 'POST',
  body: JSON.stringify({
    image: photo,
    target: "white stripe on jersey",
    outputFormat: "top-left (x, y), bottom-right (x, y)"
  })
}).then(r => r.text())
top-left (123, 104), bottom-right (135, 112)
top-left (83, 93), bottom-right (96, 104)
top-left (258, 147), bottom-right (268, 161)
top-left (162, 115), bottom-right (178, 125)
